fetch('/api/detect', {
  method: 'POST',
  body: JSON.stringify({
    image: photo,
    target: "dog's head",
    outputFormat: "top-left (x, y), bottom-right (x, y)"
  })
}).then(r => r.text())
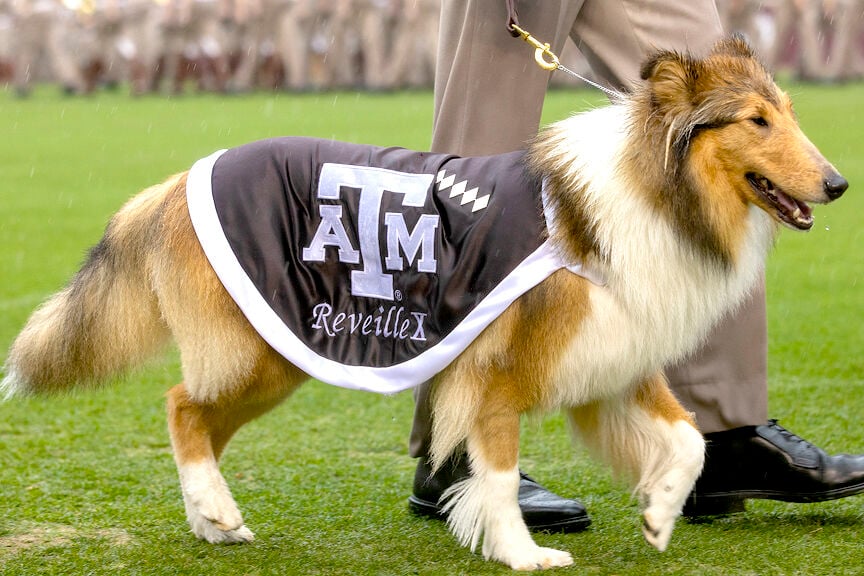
top-left (640, 35), bottom-right (847, 231)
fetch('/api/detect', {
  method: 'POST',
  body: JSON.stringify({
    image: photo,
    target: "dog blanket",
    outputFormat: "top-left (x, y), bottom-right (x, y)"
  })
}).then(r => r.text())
top-left (186, 137), bottom-right (598, 394)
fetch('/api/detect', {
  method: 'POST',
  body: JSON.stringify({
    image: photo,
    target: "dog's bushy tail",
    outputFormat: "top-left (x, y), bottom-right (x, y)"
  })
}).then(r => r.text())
top-left (1, 176), bottom-right (183, 398)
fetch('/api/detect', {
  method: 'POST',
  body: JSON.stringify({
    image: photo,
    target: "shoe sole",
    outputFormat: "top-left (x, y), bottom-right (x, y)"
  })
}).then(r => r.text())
top-left (685, 482), bottom-right (864, 518)
top-left (683, 495), bottom-right (746, 518)
top-left (407, 495), bottom-right (592, 534)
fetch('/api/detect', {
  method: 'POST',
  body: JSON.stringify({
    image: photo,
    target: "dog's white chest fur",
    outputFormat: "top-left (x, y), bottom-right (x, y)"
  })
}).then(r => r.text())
top-left (543, 107), bottom-right (776, 407)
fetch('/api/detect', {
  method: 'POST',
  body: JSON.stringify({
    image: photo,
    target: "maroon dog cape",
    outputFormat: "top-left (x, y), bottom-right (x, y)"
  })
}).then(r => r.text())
top-left (186, 137), bottom-right (597, 394)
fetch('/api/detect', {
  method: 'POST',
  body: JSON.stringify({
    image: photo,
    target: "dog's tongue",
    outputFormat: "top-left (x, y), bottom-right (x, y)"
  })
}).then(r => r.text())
top-left (776, 190), bottom-right (813, 229)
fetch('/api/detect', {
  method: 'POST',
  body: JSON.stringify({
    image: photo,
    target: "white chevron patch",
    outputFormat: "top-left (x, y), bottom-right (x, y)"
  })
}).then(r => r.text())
top-left (436, 169), bottom-right (490, 212)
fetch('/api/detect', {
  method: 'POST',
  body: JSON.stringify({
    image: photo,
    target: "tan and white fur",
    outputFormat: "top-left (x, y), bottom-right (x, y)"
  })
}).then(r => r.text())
top-left (1, 37), bottom-right (847, 570)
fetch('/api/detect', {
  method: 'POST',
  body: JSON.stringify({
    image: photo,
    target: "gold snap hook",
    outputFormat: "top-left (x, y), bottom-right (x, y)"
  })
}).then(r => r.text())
top-left (508, 22), bottom-right (622, 98)
top-left (508, 24), bottom-right (559, 72)
top-left (534, 43), bottom-right (560, 71)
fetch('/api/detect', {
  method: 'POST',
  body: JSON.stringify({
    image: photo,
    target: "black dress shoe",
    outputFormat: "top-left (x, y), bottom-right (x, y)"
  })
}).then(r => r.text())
top-left (408, 456), bottom-right (591, 533)
top-left (684, 420), bottom-right (864, 517)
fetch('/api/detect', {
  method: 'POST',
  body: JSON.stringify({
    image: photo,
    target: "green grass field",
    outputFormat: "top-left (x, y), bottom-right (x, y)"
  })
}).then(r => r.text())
top-left (0, 83), bottom-right (862, 575)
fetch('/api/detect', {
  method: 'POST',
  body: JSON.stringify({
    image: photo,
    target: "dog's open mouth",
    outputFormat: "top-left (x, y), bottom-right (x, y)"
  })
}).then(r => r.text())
top-left (747, 172), bottom-right (813, 230)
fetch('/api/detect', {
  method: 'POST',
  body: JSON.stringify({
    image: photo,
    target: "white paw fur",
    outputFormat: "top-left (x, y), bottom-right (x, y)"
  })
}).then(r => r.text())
top-left (178, 461), bottom-right (254, 544)
top-left (442, 464), bottom-right (574, 570)
top-left (638, 420), bottom-right (705, 552)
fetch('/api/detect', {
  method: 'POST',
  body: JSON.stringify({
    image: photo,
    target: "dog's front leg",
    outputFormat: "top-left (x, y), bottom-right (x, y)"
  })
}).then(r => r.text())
top-left (568, 373), bottom-right (704, 552)
top-left (629, 374), bottom-right (704, 551)
top-left (440, 401), bottom-right (573, 571)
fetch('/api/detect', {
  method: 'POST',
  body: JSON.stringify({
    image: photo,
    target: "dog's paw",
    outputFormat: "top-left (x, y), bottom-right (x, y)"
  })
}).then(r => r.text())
top-left (641, 508), bottom-right (675, 552)
top-left (190, 493), bottom-right (244, 532)
top-left (189, 512), bottom-right (255, 544)
top-left (179, 461), bottom-right (251, 543)
top-left (495, 546), bottom-right (574, 571)
top-left (185, 496), bottom-right (253, 544)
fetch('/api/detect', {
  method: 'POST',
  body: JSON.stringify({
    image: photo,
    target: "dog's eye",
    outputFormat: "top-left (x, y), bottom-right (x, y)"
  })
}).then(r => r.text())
top-left (751, 116), bottom-right (769, 127)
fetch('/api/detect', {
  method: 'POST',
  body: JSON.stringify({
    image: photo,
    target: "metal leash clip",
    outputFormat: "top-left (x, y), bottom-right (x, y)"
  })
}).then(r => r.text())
top-left (507, 21), bottom-right (624, 99)
top-left (508, 23), bottom-right (560, 71)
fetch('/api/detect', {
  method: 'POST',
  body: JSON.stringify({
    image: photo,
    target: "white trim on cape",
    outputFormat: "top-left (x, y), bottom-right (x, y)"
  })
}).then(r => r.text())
top-left (185, 149), bottom-right (594, 394)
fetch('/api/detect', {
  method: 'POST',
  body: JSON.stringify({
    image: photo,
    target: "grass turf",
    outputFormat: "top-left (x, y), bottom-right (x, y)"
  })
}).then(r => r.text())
top-left (0, 83), bottom-right (862, 575)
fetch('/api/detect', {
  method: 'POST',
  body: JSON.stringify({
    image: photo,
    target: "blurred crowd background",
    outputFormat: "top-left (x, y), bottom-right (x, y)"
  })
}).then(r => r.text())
top-left (1, 0), bottom-right (862, 97)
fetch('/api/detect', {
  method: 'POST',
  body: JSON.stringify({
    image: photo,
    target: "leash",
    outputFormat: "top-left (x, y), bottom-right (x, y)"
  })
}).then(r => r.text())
top-left (504, 1), bottom-right (623, 99)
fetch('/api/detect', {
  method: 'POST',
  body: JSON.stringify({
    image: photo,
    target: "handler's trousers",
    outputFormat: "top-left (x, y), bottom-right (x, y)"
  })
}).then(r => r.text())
top-left (408, 0), bottom-right (768, 462)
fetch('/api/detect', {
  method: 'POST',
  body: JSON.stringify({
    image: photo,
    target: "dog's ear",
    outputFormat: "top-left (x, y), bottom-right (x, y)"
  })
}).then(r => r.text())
top-left (710, 34), bottom-right (756, 60)
top-left (640, 50), bottom-right (704, 170)
top-left (640, 49), bottom-right (700, 117)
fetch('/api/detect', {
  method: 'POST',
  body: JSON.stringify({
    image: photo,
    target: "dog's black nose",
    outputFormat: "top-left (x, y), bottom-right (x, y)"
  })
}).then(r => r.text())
top-left (824, 174), bottom-right (848, 200)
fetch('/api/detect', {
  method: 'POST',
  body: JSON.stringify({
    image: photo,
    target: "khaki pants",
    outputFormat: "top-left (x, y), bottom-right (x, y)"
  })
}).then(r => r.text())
top-left (409, 0), bottom-right (768, 461)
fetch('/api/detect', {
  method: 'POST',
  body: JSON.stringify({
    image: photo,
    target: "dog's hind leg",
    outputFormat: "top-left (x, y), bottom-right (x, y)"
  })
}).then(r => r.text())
top-left (438, 386), bottom-right (573, 571)
top-left (166, 350), bottom-right (305, 544)
top-left (152, 183), bottom-right (308, 542)
top-left (568, 373), bottom-right (704, 552)
top-left (168, 384), bottom-right (253, 544)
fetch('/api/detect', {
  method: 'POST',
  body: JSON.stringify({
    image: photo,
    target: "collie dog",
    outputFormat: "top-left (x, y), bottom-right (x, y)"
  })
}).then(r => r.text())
top-left (1, 37), bottom-right (847, 570)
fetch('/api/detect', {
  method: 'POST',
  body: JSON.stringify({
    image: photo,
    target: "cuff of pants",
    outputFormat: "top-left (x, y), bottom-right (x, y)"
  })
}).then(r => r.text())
top-left (408, 380), bottom-right (435, 459)
top-left (669, 375), bottom-right (767, 434)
